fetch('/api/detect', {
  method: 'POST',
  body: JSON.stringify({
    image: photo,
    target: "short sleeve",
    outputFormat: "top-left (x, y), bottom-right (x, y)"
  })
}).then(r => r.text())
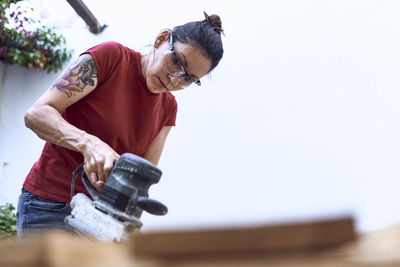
top-left (81, 41), bottom-right (123, 85)
top-left (165, 95), bottom-right (178, 126)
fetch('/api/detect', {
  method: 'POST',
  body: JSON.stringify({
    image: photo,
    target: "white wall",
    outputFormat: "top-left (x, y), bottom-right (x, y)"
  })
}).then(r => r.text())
top-left (1, 0), bottom-right (400, 233)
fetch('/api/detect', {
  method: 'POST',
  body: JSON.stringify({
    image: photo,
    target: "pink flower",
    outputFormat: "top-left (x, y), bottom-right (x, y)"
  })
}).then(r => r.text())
top-left (0, 47), bottom-right (8, 57)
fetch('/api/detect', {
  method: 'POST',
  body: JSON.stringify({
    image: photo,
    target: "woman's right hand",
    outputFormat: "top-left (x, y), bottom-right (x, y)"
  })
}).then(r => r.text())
top-left (81, 135), bottom-right (120, 192)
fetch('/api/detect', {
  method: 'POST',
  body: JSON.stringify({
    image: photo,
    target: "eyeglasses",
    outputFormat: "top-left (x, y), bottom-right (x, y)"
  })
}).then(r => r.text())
top-left (164, 32), bottom-right (201, 87)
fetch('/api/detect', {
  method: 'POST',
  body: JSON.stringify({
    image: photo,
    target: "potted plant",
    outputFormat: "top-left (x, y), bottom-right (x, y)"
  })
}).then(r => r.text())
top-left (0, 0), bottom-right (73, 73)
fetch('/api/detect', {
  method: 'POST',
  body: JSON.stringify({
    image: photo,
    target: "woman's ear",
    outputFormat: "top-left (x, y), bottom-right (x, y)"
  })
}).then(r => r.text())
top-left (154, 30), bottom-right (171, 49)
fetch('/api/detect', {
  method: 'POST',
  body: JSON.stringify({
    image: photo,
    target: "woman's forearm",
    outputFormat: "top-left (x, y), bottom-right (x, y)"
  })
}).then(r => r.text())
top-left (25, 103), bottom-right (119, 189)
top-left (24, 104), bottom-right (90, 153)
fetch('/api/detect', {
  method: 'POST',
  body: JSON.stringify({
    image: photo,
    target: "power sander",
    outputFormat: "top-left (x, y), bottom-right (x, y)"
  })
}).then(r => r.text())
top-left (65, 153), bottom-right (168, 242)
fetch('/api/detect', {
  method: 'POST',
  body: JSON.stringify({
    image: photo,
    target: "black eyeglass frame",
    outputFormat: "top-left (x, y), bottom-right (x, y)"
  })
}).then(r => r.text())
top-left (168, 32), bottom-right (201, 86)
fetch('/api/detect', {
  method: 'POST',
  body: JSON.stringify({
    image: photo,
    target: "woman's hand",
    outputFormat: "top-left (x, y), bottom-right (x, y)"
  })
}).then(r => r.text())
top-left (81, 135), bottom-right (120, 192)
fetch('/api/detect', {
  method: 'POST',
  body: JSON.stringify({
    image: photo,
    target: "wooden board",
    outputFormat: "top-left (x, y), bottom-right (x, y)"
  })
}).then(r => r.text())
top-left (0, 230), bottom-right (134, 267)
top-left (131, 216), bottom-right (356, 258)
top-left (1, 217), bottom-right (400, 267)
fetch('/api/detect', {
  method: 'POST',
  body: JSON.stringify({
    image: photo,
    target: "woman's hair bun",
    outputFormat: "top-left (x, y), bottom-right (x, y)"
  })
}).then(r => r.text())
top-left (203, 11), bottom-right (224, 35)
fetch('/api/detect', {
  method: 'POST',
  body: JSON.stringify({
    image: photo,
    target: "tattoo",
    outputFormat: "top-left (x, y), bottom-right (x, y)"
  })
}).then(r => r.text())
top-left (51, 54), bottom-right (97, 97)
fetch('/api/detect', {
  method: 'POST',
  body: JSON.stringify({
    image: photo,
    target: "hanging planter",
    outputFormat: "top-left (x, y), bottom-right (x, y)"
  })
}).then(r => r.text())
top-left (0, 0), bottom-right (73, 73)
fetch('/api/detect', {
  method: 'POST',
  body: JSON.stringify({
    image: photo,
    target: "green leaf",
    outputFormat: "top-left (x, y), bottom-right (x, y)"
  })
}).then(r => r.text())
top-left (0, 0), bottom-right (72, 73)
top-left (0, 203), bottom-right (17, 239)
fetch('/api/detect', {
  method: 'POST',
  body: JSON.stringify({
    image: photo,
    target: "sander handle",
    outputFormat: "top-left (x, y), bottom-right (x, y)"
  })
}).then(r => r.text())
top-left (71, 163), bottom-right (100, 201)
top-left (137, 196), bottom-right (168, 215)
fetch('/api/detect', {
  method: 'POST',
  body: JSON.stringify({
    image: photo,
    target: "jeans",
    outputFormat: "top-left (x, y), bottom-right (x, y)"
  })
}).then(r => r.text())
top-left (16, 188), bottom-right (72, 237)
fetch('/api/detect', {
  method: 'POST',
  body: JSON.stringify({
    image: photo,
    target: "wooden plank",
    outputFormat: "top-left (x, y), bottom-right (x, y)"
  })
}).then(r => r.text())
top-left (151, 223), bottom-right (400, 267)
top-left (322, 223), bottom-right (400, 263)
top-left (1, 221), bottom-right (400, 267)
top-left (0, 230), bottom-right (136, 267)
top-left (131, 216), bottom-right (356, 258)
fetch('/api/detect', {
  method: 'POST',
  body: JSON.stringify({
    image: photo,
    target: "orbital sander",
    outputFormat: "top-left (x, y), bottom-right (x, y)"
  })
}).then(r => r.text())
top-left (65, 153), bottom-right (167, 242)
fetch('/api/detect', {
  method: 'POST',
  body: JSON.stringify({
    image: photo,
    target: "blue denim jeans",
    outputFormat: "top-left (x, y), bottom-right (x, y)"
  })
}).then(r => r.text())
top-left (16, 188), bottom-right (72, 237)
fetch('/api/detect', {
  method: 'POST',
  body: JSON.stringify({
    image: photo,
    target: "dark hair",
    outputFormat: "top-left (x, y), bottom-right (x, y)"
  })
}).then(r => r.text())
top-left (172, 11), bottom-right (224, 72)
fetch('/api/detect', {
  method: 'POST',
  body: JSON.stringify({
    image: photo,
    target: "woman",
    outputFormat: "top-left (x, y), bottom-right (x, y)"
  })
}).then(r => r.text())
top-left (17, 12), bottom-right (224, 237)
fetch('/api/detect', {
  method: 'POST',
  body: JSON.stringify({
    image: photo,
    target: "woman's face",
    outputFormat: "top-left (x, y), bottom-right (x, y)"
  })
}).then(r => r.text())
top-left (143, 32), bottom-right (212, 94)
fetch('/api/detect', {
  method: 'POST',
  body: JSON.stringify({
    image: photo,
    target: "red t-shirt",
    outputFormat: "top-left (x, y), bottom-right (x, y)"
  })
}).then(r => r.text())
top-left (23, 42), bottom-right (177, 202)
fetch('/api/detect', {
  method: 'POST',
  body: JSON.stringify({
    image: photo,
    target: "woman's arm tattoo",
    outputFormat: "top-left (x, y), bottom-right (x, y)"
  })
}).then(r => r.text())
top-left (51, 54), bottom-right (98, 97)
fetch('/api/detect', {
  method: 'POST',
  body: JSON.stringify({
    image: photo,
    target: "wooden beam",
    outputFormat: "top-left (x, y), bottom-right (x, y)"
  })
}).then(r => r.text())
top-left (131, 216), bottom-right (356, 258)
top-left (66, 0), bottom-right (106, 34)
top-left (2, 219), bottom-right (400, 266)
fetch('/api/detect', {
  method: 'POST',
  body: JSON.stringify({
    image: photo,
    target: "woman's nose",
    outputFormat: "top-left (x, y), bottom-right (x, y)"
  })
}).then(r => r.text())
top-left (169, 75), bottom-right (181, 87)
